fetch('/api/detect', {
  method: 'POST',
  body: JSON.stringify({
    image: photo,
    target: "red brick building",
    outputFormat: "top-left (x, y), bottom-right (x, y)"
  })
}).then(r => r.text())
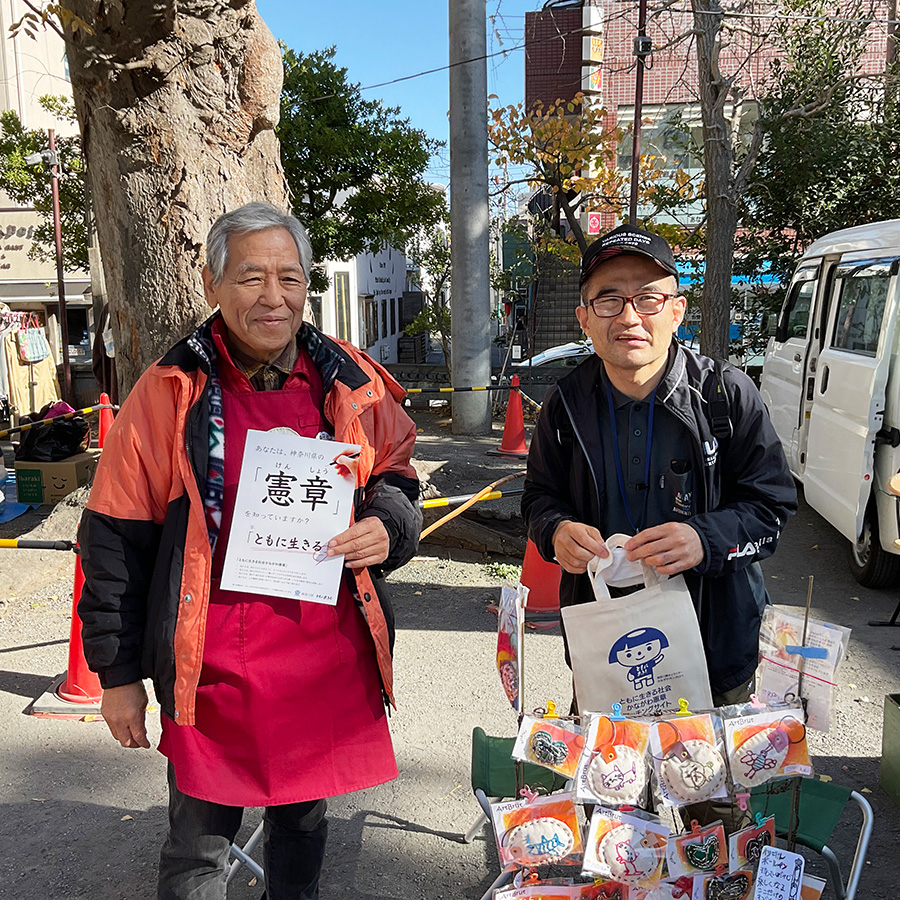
top-left (518, 0), bottom-right (890, 353)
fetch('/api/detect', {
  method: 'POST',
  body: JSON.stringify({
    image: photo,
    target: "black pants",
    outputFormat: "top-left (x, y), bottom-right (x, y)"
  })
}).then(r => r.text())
top-left (158, 764), bottom-right (327, 900)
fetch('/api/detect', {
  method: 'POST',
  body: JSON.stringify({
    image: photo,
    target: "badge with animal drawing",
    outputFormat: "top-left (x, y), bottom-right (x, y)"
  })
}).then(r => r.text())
top-left (491, 792), bottom-right (583, 869)
top-left (577, 710), bottom-right (650, 807)
top-left (503, 817), bottom-right (576, 865)
top-left (650, 711), bottom-right (727, 807)
top-left (667, 819), bottom-right (727, 877)
top-left (598, 823), bottom-right (668, 886)
top-left (582, 808), bottom-right (670, 889)
top-left (725, 710), bottom-right (810, 789)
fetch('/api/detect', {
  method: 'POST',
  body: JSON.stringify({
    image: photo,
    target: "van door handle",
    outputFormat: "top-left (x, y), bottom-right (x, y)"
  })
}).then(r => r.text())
top-left (793, 352), bottom-right (802, 362)
top-left (820, 365), bottom-right (830, 393)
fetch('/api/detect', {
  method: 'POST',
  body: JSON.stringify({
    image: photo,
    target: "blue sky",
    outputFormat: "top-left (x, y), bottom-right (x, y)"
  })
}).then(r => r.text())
top-left (256, 0), bottom-right (539, 183)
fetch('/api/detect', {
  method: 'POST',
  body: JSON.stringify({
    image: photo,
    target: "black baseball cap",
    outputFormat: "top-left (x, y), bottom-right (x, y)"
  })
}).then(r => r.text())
top-left (580, 224), bottom-right (679, 286)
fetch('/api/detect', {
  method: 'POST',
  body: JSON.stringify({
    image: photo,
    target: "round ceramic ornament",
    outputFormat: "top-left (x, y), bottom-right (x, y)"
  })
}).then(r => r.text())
top-left (658, 739), bottom-right (726, 803)
top-left (598, 823), bottom-right (661, 885)
top-left (503, 817), bottom-right (575, 865)
top-left (587, 744), bottom-right (646, 805)
top-left (730, 727), bottom-right (789, 788)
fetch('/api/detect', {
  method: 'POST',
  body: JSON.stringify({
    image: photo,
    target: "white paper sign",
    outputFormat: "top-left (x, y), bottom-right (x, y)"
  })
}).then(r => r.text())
top-left (753, 846), bottom-right (805, 900)
top-left (220, 429), bottom-right (360, 604)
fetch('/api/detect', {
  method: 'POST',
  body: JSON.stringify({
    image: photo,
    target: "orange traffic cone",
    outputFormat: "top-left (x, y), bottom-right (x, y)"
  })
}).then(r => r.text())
top-left (98, 391), bottom-right (114, 449)
top-left (487, 375), bottom-right (529, 458)
top-left (31, 551), bottom-right (103, 717)
top-left (520, 538), bottom-right (561, 623)
top-left (56, 552), bottom-right (102, 703)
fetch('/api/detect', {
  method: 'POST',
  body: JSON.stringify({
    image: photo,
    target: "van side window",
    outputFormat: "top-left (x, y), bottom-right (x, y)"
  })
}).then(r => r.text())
top-left (776, 269), bottom-right (817, 342)
top-left (831, 261), bottom-right (894, 357)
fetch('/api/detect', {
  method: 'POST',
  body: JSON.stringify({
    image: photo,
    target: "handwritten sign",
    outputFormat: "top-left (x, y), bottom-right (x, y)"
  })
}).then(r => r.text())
top-left (220, 430), bottom-right (359, 604)
top-left (753, 846), bottom-right (805, 900)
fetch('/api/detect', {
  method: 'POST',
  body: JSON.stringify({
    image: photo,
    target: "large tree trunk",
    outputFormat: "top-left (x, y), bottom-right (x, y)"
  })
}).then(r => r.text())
top-left (61, 1), bottom-right (288, 393)
top-left (692, 0), bottom-right (736, 361)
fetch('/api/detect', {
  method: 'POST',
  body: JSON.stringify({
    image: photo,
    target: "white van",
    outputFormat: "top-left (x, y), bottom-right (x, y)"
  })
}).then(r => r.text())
top-left (760, 219), bottom-right (900, 587)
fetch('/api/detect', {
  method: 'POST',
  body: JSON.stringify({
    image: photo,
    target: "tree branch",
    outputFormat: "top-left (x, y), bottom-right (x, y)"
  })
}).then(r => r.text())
top-left (19, 0), bottom-right (64, 39)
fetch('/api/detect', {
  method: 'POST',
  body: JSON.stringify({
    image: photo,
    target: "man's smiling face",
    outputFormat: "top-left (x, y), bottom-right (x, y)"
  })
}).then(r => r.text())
top-left (576, 254), bottom-right (685, 384)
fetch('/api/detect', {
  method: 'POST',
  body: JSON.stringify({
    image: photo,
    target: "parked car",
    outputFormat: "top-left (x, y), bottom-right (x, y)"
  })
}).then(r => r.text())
top-left (759, 218), bottom-right (900, 587)
top-left (514, 340), bottom-right (593, 368)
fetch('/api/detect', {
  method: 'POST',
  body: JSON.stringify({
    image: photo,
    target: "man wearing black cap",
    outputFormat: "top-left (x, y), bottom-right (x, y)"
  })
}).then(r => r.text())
top-left (522, 224), bottom-right (797, 707)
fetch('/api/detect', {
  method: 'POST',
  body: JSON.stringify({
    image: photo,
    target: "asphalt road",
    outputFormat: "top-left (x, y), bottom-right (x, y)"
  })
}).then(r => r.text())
top-left (0, 409), bottom-right (897, 898)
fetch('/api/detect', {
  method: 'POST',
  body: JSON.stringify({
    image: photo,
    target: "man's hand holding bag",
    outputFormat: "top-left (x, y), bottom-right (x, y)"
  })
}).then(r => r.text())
top-left (561, 533), bottom-right (714, 718)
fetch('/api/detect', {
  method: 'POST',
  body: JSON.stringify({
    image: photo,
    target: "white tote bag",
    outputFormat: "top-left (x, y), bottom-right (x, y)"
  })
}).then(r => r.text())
top-left (561, 534), bottom-right (714, 717)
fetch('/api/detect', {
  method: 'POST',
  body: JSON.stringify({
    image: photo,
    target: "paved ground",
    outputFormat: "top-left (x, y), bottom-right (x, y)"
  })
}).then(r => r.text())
top-left (0, 405), bottom-right (898, 898)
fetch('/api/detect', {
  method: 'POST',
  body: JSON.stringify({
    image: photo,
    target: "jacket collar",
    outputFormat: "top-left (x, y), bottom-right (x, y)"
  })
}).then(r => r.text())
top-left (160, 313), bottom-right (371, 395)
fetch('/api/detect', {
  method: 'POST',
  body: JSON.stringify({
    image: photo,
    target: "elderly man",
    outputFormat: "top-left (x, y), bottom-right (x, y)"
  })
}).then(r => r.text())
top-left (523, 224), bottom-right (797, 709)
top-left (78, 202), bottom-right (421, 899)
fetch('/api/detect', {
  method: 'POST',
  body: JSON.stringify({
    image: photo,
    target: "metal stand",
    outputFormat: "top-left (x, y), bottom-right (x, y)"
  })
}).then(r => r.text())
top-left (868, 597), bottom-right (900, 650)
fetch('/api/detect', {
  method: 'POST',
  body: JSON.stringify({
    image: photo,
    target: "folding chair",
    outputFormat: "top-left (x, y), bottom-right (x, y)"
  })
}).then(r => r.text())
top-left (227, 821), bottom-right (265, 889)
top-left (467, 726), bottom-right (570, 900)
top-left (750, 776), bottom-right (874, 900)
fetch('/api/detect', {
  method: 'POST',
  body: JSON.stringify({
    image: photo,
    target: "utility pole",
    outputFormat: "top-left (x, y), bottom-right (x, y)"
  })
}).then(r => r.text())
top-left (49, 130), bottom-right (72, 403)
top-left (449, 0), bottom-right (492, 434)
top-left (889, 0), bottom-right (898, 112)
top-left (629, 0), bottom-right (651, 223)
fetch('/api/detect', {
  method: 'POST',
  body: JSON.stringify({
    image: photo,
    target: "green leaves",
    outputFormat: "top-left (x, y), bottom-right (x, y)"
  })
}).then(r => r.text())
top-left (277, 45), bottom-right (445, 280)
top-left (0, 97), bottom-right (87, 272)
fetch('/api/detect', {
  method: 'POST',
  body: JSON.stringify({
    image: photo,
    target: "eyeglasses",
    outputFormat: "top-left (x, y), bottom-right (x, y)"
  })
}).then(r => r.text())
top-left (582, 291), bottom-right (676, 318)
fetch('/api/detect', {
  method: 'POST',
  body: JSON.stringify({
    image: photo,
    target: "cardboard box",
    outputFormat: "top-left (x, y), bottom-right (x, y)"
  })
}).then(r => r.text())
top-left (881, 693), bottom-right (900, 807)
top-left (14, 451), bottom-right (99, 505)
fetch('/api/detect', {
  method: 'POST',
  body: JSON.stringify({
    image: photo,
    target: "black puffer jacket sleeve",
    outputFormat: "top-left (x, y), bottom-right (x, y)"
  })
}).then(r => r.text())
top-left (358, 473), bottom-right (422, 575)
top-left (78, 511), bottom-right (162, 688)
top-left (522, 386), bottom-right (580, 562)
top-left (688, 367), bottom-right (797, 577)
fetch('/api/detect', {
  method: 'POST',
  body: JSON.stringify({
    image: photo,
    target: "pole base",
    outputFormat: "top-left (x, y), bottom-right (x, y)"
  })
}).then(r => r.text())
top-left (27, 673), bottom-right (103, 720)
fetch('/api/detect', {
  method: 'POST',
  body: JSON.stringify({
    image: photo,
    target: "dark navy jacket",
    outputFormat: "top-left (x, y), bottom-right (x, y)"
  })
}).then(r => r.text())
top-left (522, 342), bottom-right (798, 695)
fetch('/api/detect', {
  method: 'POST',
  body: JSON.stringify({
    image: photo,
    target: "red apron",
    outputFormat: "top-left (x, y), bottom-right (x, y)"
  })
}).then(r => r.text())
top-left (158, 349), bottom-right (397, 806)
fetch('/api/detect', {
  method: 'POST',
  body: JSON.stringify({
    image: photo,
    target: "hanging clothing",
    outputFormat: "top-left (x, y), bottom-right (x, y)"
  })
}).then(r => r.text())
top-left (2, 331), bottom-right (59, 415)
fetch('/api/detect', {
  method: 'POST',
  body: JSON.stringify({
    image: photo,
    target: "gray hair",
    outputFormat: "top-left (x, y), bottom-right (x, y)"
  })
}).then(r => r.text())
top-left (206, 202), bottom-right (313, 284)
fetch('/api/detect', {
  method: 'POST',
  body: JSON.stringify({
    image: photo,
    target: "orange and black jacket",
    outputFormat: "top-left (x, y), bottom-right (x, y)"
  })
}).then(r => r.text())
top-left (78, 316), bottom-right (421, 725)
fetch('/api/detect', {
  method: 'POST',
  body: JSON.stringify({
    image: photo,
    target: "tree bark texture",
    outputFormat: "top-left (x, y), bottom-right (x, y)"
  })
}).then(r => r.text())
top-left (62, 1), bottom-right (288, 393)
top-left (692, 0), bottom-right (736, 361)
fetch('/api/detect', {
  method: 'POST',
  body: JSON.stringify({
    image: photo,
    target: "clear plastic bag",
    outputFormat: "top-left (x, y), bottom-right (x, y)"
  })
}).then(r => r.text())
top-left (574, 712), bottom-right (652, 809)
top-left (648, 711), bottom-right (728, 808)
top-left (722, 703), bottom-right (812, 790)
top-left (491, 791), bottom-right (584, 869)
top-left (581, 806), bottom-right (670, 891)
top-left (512, 714), bottom-right (585, 779)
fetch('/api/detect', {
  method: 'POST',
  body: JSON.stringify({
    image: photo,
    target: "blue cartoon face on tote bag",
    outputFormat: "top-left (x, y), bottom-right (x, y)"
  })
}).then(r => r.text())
top-left (608, 628), bottom-right (670, 691)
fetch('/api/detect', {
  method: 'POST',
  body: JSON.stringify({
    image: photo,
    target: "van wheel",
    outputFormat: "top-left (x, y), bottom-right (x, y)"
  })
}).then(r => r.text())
top-left (849, 508), bottom-right (900, 588)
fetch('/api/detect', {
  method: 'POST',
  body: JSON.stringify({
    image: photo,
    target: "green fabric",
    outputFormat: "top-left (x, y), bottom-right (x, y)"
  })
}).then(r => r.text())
top-left (749, 776), bottom-right (852, 853)
top-left (470, 727), bottom-right (567, 797)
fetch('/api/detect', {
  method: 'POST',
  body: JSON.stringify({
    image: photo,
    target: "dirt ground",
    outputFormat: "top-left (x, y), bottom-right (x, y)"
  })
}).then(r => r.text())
top-left (0, 407), bottom-right (898, 898)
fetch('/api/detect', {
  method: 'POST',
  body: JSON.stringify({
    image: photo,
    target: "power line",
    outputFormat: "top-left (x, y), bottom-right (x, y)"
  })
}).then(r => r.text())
top-left (307, 2), bottom-right (892, 104)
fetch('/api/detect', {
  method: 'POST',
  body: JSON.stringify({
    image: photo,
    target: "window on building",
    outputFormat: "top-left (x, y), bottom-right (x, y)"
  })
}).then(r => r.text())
top-left (308, 295), bottom-right (322, 329)
top-left (381, 298), bottom-right (388, 339)
top-left (66, 307), bottom-right (90, 359)
top-left (831, 261), bottom-right (895, 357)
top-left (362, 296), bottom-right (377, 347)
top-left (334, 272), bottom-right (351, 341)
top-left (390, 297), bottom-right (397, 335)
